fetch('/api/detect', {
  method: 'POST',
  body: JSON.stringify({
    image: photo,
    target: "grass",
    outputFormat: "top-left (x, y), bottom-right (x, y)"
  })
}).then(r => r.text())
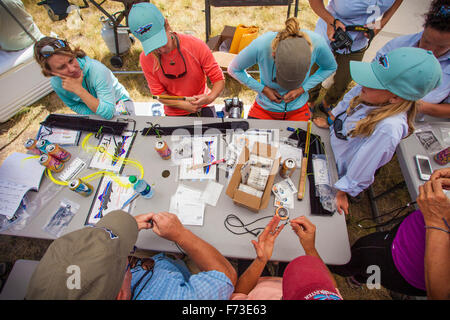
top-left (0, 0), bottom-right (414, 300)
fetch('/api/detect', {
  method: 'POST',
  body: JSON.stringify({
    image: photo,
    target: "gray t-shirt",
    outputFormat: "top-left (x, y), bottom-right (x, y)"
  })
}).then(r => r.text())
top-left (0, 0), bottom-right (43, 51)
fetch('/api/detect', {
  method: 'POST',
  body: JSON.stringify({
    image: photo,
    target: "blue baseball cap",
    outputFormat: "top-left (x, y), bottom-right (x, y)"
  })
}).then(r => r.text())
top-left (128, 3), bottom-right (167, 55)
top-left (350, 47), bottom-right (442, 101)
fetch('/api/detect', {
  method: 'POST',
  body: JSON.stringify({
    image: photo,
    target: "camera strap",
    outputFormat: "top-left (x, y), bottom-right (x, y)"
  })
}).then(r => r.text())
top-left (345, 25), bottom-right (375, 53)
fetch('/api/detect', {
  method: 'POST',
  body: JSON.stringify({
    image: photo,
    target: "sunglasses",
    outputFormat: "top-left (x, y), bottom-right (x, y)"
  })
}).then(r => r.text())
top-left (40, 39), bottom-right (67, 58)
top-left (333, 110), bottom-right (348, 140)
top-left (159, 34), bottom-right (187, 79)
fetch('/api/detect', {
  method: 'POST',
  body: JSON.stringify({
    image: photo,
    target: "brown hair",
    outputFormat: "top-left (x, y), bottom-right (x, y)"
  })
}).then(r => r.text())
top-left (34, 37), bottom-right (86, 77)
top-left (346, 96), bottom-right (417, 138)
top-left (272, 17), bottom-right (312, 54)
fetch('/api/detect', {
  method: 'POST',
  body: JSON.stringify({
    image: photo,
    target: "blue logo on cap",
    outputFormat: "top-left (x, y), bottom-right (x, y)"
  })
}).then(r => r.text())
top-left (378, 55), bottom-right (389, 69)
top-left (135, 23), bottom-right (153, 35)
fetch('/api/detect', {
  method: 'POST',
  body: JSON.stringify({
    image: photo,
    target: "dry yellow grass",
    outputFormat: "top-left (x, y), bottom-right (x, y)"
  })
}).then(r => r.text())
top-left (0, 0), bottom-right (413, 300)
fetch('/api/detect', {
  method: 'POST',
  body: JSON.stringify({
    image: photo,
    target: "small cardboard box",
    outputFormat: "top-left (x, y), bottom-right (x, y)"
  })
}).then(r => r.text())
top-left (226, 142), bottom-right (280, 212)
top-left (207, 25), bottom-right (236, 51)
top-left (207, 25), bottom-right (237, 69)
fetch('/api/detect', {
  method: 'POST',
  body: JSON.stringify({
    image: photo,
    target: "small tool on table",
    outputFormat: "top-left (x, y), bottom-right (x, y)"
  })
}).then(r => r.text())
top-left (188, 158), bottom-right (225, 171)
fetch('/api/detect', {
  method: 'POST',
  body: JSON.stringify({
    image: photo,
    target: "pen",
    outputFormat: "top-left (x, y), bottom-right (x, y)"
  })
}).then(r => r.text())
top-left (121, 192), bottom-right (140, 210)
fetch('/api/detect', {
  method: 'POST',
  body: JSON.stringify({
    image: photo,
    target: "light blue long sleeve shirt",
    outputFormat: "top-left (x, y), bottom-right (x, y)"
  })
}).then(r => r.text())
top-left (314, 0), bottom-right (396, 53)
top-left (227, 30), bottom-right (337, 113)
top-left (330, 85), bottom-right (409, 196)
top-left (50, 56), bottom-right (130, 120)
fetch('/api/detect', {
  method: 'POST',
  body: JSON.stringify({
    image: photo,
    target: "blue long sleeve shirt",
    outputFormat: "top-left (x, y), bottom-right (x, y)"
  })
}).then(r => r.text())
top-left (50, 56), bottom-right (130, 120)
top-left (227, 30), bottom-right (337, 113)
top-left (330, 85), bottom-right (409, 197)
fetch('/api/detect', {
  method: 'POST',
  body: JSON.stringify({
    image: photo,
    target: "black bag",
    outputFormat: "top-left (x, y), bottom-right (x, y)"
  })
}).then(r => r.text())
top-left (38, 0), bottom-right (71, 21)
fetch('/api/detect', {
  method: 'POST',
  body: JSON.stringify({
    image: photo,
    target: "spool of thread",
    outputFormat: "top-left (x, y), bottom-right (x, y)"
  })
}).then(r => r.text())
top-left (280, 158), bottom-right (296, 178)
top-left (155, 140), bottom-right (171, 160)
top-left (39, 154), bottom-right (64, 172)
top-left (45, 143), bottom-right (71, 162)
top-left (24, 139), bottom-right (42, 155)
top-left (36, 139), bottom-right (52, 153)
top-left (434, 147), bottom-right (449, 165)
top-left (275, 206), bottom-right (289, 220)
top-left (69, 178), bottom-right (93, 197)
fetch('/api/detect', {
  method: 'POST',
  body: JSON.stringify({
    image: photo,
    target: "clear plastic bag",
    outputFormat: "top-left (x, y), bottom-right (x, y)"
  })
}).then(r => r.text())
top-left (43, 198), bottom-right (80, 238)
top-left (312, 154), bottom-right (336, 213)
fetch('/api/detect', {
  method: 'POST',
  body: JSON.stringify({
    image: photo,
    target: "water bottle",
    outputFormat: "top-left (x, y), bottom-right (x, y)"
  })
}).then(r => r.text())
top-left (129, 176), bottom-right (154, 199)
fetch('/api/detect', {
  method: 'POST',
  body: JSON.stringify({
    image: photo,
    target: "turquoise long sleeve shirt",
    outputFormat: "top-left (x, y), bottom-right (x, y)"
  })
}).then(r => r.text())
top-left (227, 30), bottom-right (337, 113)
top-left (50, 56), bottom-right (130, 120)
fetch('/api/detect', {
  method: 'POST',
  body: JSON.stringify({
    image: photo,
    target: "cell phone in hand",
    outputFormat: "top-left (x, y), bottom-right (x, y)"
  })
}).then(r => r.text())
top-left (415, 155), bottom-right (433, 181)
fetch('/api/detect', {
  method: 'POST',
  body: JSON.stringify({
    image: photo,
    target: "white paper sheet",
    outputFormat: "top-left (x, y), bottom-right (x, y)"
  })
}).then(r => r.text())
top-left (0, 153), bottom-right (45, 219)
top-left (89, 133), bottom-right (134, 173)
top-left (86, 175), bottom-right (135, 225)
top-left (201, 180), bottom-right (224, 207)
top-left (36, 126), bottom-right (81, 146)
top-left (170, 184), bottom-right (205, 226)
top-left (179, 136), bottom-right (218, 180)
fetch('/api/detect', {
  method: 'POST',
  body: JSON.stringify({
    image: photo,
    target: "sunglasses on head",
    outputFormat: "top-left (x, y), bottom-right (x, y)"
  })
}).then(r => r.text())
top-left (40, 39), bottom-right (67, 58)
top-left (159, 34), bottom-right (187, 79)
top-left (333, 110), bottom-right (348, 140)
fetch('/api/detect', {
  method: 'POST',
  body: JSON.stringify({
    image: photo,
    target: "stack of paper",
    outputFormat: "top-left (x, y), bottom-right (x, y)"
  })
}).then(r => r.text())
top-left (170, 184), bottom-right (205, 226)
top-left (272, 177), bottom-right (297, 209)
top-left (0, 153), bottom-right (45, 219)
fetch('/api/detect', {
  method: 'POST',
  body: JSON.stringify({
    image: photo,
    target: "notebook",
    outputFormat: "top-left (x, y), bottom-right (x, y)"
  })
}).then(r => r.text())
top-left (0, 153), bottom-right (45, 219)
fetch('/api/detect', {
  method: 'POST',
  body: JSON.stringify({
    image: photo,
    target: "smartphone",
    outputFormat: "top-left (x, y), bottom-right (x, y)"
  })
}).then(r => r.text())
top-left (415, 155), bottom-right (433, 181)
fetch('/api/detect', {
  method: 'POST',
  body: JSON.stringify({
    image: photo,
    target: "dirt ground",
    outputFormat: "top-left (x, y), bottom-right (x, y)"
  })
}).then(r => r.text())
top-left (0, 1), bottom-right (418, 300)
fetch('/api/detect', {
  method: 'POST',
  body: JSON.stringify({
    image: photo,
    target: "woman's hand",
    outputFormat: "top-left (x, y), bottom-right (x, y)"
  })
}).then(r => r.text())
top-left (283, 87), bottom-right (304, 103)
top-left (251, 215), bottom-right (284, 263)
top-left (52, 71), bottom-right (84, 95)
top-left (190, 94), bottom-right (212, 107)
top-left (335, 190), bottom-right (349, 215)
top-left (313, 116), bottom-right (330, 128)
top-left (327, 19), bottom-right (346, 42)
top-left (290, 216), bottom-right (317, 255)
top-left (417, 178), bottom-right (450, 227)
top-left (262, 86), bottom-right (282, 103)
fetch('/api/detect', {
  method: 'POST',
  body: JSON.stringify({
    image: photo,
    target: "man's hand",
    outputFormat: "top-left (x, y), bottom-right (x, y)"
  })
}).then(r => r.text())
top-left (290, 216), bottom-right (317, 255)
top-left (335, 190), bottom-right (349, 215)
top-left (327, 19), bottom-right (346, 42)
top-left (417, 178), bottom-right (450, 227)
top-left (283, 87), bottom-right (304, 103)
top-left (134, 213), bottom-right (155, 231)
top-left (262, 86), bottom-right (283, 103)
top-left (150, 212), bottom-right (188, 242)
top-left (190, 94), bottom-right (211, 107)
top-left (251, 215), bottom-right (284, 263)
top-left (52, 71), bottom-right (84, 95)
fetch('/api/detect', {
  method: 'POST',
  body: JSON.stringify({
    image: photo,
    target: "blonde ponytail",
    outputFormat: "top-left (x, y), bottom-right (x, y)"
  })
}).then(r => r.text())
top-left (347, 96), bottom-right (417, 138)
top-left (272, 17), bottom-right (312, 54)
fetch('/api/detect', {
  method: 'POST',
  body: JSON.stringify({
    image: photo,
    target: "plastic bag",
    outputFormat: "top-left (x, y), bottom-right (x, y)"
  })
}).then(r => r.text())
top-left (43, 198), bottom-right (80, 238)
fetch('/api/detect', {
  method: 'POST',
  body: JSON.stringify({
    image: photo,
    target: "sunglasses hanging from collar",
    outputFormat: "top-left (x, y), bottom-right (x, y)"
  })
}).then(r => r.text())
top-left (159, 33), bottom-right (187, 79)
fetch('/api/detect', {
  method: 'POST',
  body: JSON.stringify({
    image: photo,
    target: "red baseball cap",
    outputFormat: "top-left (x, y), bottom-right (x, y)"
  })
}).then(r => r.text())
top-left (282, 255), bottom-right (342, 300)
